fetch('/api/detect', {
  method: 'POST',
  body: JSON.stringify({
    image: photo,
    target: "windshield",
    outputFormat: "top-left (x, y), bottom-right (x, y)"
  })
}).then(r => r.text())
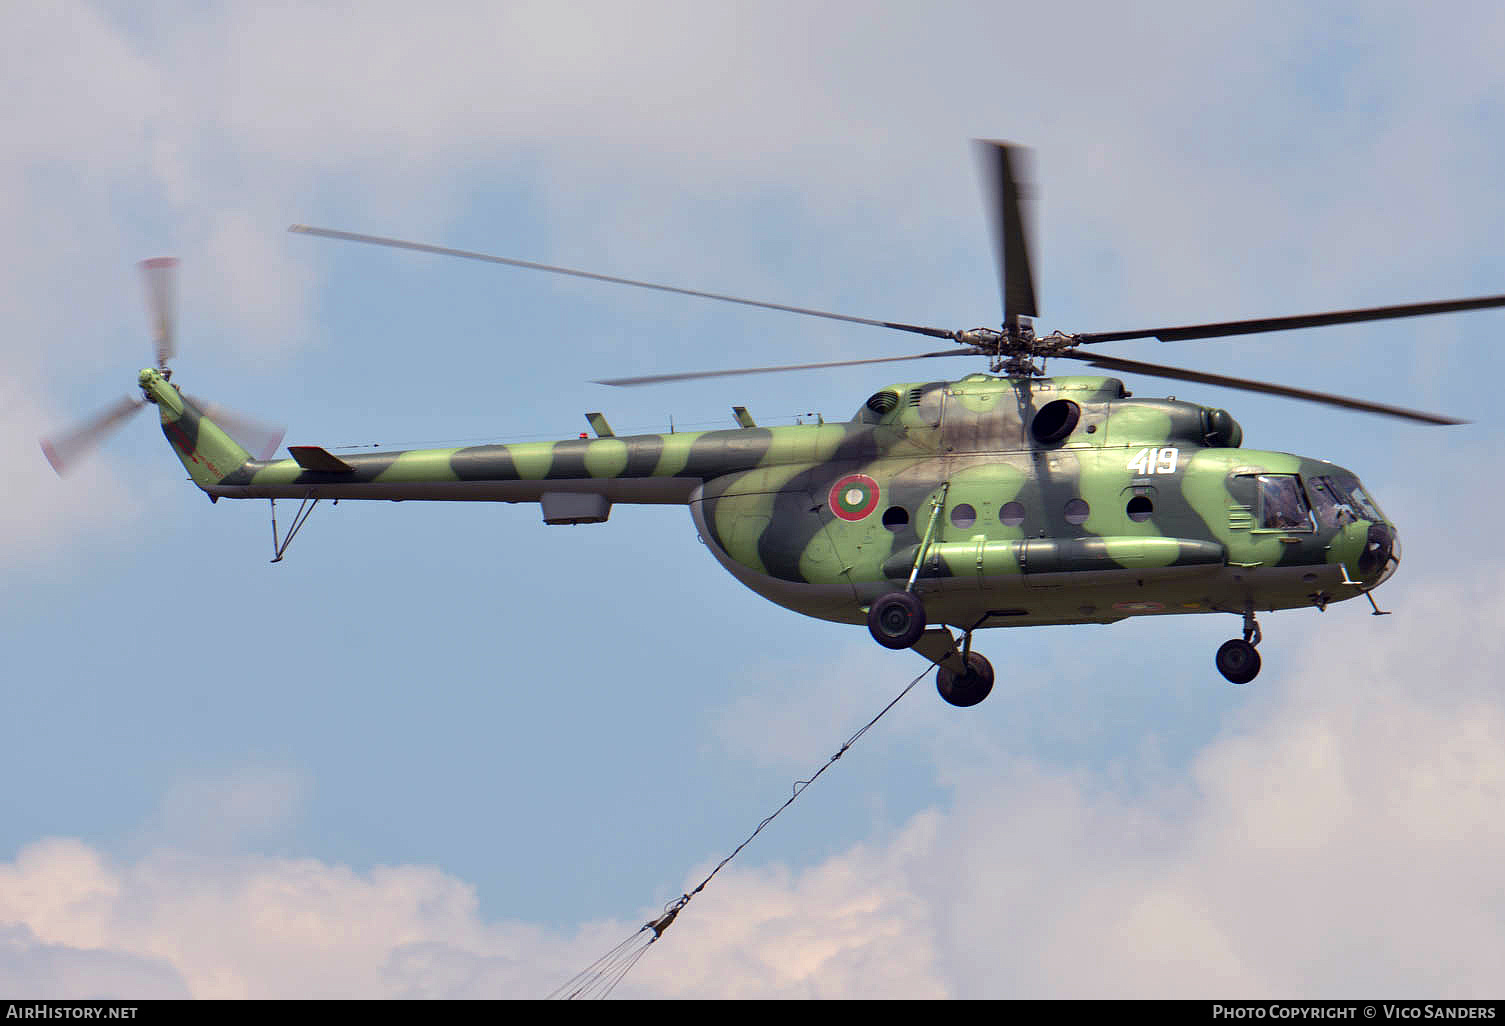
top-left (1343, 480), bottom-right (1387, 523)
top-left (1306, 474), bottom-right (1388, 527)
top-left (1306, 476), bottom-right (1360, 527)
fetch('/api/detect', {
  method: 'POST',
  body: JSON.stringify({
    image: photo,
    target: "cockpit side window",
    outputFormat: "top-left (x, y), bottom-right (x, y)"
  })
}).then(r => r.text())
top-left (1256, 474), bottom-right (1313, 531)
top-left (1306, 475), bottom-right (1361, 528)
top-left (1340, 480), bottom-right (1387, 524)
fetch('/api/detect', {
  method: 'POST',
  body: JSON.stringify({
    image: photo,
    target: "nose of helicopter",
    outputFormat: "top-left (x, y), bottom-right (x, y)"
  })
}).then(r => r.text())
top-left (1358, 520), bottom-right (1401, 587)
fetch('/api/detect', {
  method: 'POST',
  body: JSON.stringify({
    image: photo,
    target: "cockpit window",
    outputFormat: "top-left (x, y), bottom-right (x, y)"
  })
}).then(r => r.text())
top-left (1305, 475), bottom-right (1389, 527)
top-left (1256, 474), bottom-right (1313, 530)
top-left (1305, 476), bottom-right (1361, 527)
top-left (1342, 481), bottom-right (1387, 524)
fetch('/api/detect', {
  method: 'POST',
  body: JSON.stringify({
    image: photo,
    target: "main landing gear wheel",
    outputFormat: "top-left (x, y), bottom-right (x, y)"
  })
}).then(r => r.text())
top-left (937, 652), bottom-right (995, 707)
top-left (1216, 603), bottom-right (1264, 684)
top-left (1215, 639), bottom-right (1261, 684)
top-left (867, 591), bottom-right (927, 650)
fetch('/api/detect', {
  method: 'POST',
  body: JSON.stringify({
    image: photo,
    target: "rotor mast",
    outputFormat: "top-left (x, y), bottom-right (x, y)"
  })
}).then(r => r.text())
top-left (971, 138), bottom-right (1044, 376)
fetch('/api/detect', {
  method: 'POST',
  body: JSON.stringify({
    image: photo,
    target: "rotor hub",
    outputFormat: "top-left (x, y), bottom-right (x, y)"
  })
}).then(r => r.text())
top-left (952, 324), bottom-right (1083, 377)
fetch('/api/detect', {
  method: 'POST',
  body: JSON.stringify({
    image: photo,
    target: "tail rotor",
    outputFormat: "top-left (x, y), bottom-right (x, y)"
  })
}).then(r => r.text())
top-left (40, 258), bottom-right (285, 475)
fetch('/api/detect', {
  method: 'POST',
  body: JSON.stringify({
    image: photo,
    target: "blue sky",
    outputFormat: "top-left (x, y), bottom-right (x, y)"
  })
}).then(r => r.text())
top-left (4, 1), bottom-right (1505, 998)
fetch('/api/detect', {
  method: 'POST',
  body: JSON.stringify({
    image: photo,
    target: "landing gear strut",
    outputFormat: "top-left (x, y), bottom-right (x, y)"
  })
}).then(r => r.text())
top-left (867, 484), bottom-right (948, 652)
top-left (1215, 604), bottom-right (1263, 684)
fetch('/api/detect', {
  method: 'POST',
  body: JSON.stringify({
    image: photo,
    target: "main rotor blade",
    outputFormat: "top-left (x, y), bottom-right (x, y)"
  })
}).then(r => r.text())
top-left (594, 348), bottom-right (984, 387)
top-left (140, 257), bottom-right (178, 368)
top-left (184, 393), bottom-right (286, 460)
top-left (973, 140), bottom-right (1038, 329)
top-left (40, 396), bottom-right (147, 475)
top-left (1063, 351), bottom-right (1465, 425)
top-left (290, 224), bottom-right (959, 341)
top-left (1074, 294), bottom-right (1505, 344)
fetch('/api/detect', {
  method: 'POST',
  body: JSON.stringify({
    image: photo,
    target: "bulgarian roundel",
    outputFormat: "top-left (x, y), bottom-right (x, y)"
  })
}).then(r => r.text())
top-left (828, 474), bottom-right (881, 522)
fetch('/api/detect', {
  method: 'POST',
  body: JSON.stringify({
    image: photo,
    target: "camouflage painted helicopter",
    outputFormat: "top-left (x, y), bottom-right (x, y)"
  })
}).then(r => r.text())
top-left (46, 143), bottom-right (1505, 706)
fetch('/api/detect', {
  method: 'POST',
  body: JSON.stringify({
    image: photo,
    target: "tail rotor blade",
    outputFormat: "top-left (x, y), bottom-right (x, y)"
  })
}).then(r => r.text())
top-left (185, 394), bottom-right (286, 459)
top-left (40, 396), bottom-right (147, 475)
top-left (140, 257), bottom-right (178, 369)
top-left (973, 140), bottom-right (1038, 331)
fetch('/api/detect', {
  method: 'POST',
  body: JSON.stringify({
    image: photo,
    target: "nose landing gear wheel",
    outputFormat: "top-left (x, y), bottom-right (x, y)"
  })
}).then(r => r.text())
top-left (867, 591), bottom-right (927, 650)
top-left (1215, 639), bottom-right (1261, 684)
top-left (937, 652), bottom-right (995, 707)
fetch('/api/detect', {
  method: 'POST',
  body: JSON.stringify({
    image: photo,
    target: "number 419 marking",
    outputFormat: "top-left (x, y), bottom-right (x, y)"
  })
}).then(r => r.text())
top-left (1128, 447), bottom-right (1180, 475)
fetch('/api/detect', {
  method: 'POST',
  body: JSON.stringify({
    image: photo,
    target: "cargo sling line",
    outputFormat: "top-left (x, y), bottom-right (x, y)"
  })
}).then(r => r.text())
top-left (547, 663), bottom-right (933, 999)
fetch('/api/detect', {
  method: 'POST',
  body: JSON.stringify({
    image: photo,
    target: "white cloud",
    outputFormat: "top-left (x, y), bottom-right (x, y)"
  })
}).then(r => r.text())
top-left (628, 819), bottom-right (950, 999)
top-left (0, 831), bottom-right (949, 999)
top-left (0, 838), bottom-right (557, 999)
top-left (0, 923), bottom-right (189, 999)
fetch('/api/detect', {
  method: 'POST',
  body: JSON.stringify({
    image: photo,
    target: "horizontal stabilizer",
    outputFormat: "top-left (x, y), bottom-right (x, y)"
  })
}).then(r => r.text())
top-left (288, 446), bottom-right (355, 473)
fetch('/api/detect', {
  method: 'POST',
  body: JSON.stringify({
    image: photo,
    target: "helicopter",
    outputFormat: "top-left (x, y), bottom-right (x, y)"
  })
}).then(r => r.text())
top-left (43, 142), bottom-right (1505, 707)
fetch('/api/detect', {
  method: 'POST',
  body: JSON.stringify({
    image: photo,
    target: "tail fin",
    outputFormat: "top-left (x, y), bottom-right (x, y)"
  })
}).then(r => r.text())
top-left (139, 368), bottom-right (254, 489)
